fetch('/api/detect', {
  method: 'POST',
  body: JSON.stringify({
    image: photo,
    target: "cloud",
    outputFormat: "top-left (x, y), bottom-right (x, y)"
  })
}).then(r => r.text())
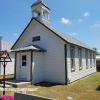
top-left (84, 12), bottom-right (89, 16)
top-left (71, 33), bottom-right (78, 35)
top-left (79, 19), bottom-right (82, 22)
top-left (61, 18), bottom-right (71, 24)
top-left (91, 24), bottom-right (100, 27)
top-left (13, 33), bottom-right (18, 36)
top-left (94, 24), bottom-right (98, 26)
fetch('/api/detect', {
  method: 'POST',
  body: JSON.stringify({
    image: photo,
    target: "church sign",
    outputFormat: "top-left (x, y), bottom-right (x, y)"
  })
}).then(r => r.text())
top-left (32, 36), bottom-right (40, 42)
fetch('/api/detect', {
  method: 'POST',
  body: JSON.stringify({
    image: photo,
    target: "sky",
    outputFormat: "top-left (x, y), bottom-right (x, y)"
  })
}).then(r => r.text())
top-left (0, 0), bottom-right (100, 52)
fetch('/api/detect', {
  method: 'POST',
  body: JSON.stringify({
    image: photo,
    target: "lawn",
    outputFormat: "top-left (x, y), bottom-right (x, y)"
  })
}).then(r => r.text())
top-left (0, 72), bottom-right (100, 100)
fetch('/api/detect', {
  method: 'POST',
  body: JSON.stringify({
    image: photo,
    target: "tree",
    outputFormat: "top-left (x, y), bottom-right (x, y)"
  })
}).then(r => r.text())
top-left (93, 47), bottom-right (100, 55)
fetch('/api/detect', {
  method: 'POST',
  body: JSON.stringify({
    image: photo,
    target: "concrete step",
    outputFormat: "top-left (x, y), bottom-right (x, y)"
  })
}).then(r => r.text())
top-left (2, 80), bottom-right (31, 88)
top-left (0, 84), bottom-right (12, 88)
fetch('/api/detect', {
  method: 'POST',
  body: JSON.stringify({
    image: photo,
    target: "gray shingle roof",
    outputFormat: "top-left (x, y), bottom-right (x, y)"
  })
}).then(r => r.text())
top-left (31, 0), bottom-right (50, 10)
top-left (12, 45), bottom-right (46, 52)
top-left (52, 28), bottom-right (94, 51)
top-left (36, 18), bottom-right (94, 51)
top-left (2, 42), bottom-right (13, 52)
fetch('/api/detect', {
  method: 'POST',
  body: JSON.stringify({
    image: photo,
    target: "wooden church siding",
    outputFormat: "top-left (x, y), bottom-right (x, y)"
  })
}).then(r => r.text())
top-left (14, 21), bottom-right (66, 84)
top-left (32, 52), bottom-right (44, 84)
top-left (16, 53), bottom-right (20, 80)
top-left (31, 23), bottom-right (66, 84)
top-left (13, 20), bottom-right (96, 84)
top-left (67, 44), bottom-right (96, 83)
top-left (26, 52), bottom-right (31, 81)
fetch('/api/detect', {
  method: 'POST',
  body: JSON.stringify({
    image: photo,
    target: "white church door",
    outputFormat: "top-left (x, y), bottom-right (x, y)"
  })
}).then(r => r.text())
top-left (19, 53), bottom-right (27, 80)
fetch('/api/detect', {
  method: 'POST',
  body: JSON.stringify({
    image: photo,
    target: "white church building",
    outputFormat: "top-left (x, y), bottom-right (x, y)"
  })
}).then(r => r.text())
top-left (11, 0), bottom-right (96, 85)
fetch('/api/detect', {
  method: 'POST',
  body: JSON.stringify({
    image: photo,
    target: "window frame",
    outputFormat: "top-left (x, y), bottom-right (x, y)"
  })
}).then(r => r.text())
top-left (22, 55), bottom-right (27, 67)
top-left (78, 48), bottom-right (82, 70)
top-left (70, 46), bottom-right (75, 71)
top-left (85, 50), bottom-right (88, 69)
top-left (93, 52), bottom-right (96, 67)
top-left (90, 51), bottom-right (92, 68)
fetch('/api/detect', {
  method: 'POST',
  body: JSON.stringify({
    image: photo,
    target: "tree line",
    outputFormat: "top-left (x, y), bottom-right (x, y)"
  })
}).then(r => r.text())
top-left (93, 47), bottom-right (100, 55)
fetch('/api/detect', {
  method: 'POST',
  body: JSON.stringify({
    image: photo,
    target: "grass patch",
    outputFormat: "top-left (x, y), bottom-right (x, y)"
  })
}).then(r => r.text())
top-left (0, 75), bottom-right (14, 84)
top-left (0, 73), bottom-right (100, 100)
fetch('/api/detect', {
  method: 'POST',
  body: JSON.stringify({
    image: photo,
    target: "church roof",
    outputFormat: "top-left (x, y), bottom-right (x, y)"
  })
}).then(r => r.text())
top-left (40, 19), bottom-right (94, 51)
top-left (31, 0), bottom-right (50, 10)
top-left (11, 18), bottom-right (94, 51)
top-left (12, 45), bottom-right (46, 52)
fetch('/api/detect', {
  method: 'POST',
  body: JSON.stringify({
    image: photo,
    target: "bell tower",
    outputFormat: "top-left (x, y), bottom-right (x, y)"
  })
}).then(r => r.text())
top-left (31, 0), bottom-right (50, 24)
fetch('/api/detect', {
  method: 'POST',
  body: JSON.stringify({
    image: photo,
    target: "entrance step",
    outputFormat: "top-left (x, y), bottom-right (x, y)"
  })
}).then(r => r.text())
top-left (2, 80), bottom-right (31, 88)
top-left (0, 84), bottom-right (12, 88)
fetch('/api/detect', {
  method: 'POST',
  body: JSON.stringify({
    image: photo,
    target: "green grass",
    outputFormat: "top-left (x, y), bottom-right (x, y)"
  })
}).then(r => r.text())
top-left (0, 75), bottom-right (14, 84)
top-left (0, 73), bottom-right (100, 100)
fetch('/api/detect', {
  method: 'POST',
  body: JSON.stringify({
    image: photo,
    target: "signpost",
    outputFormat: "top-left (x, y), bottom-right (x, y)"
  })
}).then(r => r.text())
top-left (0, 51), bottom-right (12, 95)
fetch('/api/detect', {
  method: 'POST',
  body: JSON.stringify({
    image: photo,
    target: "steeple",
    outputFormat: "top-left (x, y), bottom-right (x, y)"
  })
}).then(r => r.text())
top-left (31, 0), bottom-right (50, 24)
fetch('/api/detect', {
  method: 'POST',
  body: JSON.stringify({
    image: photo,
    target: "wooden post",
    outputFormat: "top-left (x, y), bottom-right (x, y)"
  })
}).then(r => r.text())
top-left (3, 59), bottom-right (5, 95)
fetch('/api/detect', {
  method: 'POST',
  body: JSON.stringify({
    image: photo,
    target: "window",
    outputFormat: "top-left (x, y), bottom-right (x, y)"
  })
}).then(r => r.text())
top-left (70, 46), bottom-right (75, 71)
top-left (22, 55), bottom-right (27, 66)
top-left (85, 50), bottom-right (88, 68)
top-left (79, 48), bottom-right (82, 70)
top-left (93, 52), bottom-right (95, 67)
top-left (90, 51), bottom-right (92, 68)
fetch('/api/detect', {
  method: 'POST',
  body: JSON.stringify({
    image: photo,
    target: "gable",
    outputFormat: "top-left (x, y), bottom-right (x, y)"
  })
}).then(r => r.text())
top-left (12, 19), bottom-right (65, 50)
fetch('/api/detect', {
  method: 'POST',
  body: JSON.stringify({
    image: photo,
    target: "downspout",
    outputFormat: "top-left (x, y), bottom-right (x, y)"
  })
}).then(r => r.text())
top-left (64, 44), bottom-right (68, 85)
top-left (14, 52), bottom-right (17, 79)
